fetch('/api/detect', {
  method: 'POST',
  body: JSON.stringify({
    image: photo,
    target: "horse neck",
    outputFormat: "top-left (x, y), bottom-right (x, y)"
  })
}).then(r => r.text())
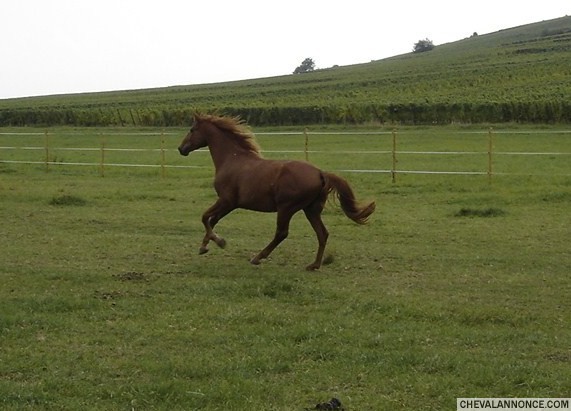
top-left (206, 128), bottom-right (257, 170)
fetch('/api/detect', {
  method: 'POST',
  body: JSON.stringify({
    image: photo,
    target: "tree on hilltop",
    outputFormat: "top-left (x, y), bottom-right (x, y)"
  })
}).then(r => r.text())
top-left (293, 58), bottom-right (316, 74)
top-left (413, 38), bottom-right (435, 53)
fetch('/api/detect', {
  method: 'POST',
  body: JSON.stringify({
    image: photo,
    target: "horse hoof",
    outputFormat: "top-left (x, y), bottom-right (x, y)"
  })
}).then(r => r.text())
top-left (305, 263), bottom-right (320, 271)
top-left (250, 258), bottom-right (261, 265)
top-left (216, 238), bottom-right (226, 249)
top-left (199, 246), bottom-right (209, 255)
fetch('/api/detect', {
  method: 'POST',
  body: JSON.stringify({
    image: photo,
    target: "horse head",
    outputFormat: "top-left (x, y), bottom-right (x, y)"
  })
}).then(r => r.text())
top-left (178, 115), bottom-right (208, 156)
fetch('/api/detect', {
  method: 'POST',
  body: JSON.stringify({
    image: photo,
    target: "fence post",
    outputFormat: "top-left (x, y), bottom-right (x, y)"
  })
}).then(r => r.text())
top-left (160, 131), bottom-right (166, 178)
top-left (44, 130), bottom-right (50, 173)
top-left (100, 134), bottom-right (106, 177)
top-left (488, 127), bottom-right (494, 184)
top-left (304, 127), bottom-right (309, 162)
top-left (391, 128), bottom-right (398, 183)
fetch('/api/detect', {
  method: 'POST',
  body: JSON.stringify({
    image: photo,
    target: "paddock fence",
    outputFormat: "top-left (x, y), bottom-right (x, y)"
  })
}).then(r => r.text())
top-left (1, 128), bottom-right (570, 181)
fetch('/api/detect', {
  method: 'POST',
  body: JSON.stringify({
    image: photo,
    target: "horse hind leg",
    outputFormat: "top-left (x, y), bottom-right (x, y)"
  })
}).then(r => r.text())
top-left (303, 203), bottom-right (329, 271)
top-left (250, 207), bottom-right (295, 265)
top-left (199, 199), bottom-right (232, 254)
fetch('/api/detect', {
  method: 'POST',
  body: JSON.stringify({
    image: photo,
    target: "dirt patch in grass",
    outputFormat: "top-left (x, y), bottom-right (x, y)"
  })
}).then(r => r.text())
top-left (454, 207), bottom-right (506, 217)
top-left (49, 194), bottom-right (87, 206)
top-left (113, 271), bottom-right (148, 282)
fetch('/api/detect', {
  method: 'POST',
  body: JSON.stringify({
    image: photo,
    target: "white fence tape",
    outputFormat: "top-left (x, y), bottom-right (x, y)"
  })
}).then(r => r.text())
top-left (1, 130), bottom-right (570, 176)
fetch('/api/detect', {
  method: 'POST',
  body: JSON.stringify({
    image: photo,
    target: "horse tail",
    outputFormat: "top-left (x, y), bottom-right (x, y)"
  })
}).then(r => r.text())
top-left (322, 172), bottom-right (376, 224)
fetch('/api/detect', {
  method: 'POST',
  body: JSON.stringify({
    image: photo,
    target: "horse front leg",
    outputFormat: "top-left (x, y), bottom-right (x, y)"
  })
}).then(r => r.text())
top-left (199, 199), bottom-right (232, 254)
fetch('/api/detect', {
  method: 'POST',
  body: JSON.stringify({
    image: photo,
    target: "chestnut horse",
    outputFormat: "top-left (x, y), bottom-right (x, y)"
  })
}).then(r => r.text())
top-left (178, 114), bottom-right (375, 270)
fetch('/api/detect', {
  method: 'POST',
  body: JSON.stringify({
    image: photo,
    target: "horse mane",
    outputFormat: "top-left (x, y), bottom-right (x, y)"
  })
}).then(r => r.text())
top-left (194, 113), bottom-right (261, 156)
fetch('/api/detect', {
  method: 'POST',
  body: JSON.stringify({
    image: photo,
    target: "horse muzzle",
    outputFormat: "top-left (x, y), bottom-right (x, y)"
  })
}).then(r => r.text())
top-left (178, 146), bottom-right (190, 156)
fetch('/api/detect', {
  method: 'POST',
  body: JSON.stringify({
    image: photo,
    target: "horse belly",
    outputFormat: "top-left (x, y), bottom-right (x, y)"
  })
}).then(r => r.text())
top-left (237, 178), bottom-right (278, 212)
top-left (235, 160), bottom-right (322, 212)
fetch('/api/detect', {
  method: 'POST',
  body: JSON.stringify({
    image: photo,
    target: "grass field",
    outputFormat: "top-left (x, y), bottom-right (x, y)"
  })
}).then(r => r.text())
top-left (1, 126), bottom-right (570, 410)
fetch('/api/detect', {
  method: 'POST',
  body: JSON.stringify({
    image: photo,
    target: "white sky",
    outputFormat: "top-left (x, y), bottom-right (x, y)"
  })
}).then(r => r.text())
top-left (1, 0), bottom-right (568, 99)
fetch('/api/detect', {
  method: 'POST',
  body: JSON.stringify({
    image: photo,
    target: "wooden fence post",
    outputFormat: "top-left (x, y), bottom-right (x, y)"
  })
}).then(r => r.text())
top-left (44, 130), bottom-right (50, 173)
top-left (391, 128), bottom-right (398, 183)
top-left (160, 131), bottom-right (166, 178)
top-left (488, 127), bottom-right (494, 184)
top-left (100, 134), bottom-right (106, 177)
top-left (304, 127), bottom-right (309, 162)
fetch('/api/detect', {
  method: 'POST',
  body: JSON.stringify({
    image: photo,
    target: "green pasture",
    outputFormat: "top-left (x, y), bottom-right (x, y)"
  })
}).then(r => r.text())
top-left (1, 126), bottom-right (570, 410)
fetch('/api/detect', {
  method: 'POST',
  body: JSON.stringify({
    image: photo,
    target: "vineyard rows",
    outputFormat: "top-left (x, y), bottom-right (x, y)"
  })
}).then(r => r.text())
top-left (1, 17), bottom-right (570, 127)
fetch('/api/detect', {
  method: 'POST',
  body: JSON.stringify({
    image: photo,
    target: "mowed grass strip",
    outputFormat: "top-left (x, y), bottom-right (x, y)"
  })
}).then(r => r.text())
top-left (0, 127), bottom-right (570, 410)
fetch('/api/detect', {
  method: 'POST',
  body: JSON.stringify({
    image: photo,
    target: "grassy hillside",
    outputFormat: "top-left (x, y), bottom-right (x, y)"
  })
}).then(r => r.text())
top-left (1, 16), bottom-right (570, 126)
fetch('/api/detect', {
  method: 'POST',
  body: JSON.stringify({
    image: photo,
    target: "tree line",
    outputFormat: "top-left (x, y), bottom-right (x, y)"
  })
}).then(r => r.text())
top-left (1, 99), bottom-right (569, 127)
